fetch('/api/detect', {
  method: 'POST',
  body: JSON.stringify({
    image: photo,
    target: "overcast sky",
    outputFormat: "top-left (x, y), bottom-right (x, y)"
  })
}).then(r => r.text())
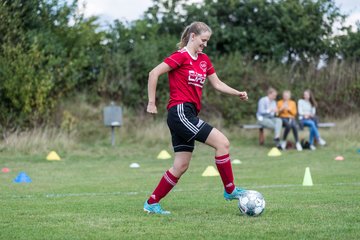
top-left (77, 0), bottom-right (359, 29)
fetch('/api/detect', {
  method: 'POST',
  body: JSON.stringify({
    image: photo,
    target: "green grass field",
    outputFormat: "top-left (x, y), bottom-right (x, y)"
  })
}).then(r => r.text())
top-left (1, 124), bottom-right (360, 240)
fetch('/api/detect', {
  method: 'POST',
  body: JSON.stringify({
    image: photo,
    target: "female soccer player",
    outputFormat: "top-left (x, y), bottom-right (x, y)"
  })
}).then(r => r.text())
top-left (144, 22), bottom-right (248, 214)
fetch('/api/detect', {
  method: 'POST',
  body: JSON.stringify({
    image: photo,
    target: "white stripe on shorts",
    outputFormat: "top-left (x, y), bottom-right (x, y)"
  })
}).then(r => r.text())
top-left (177, 104), bottom-right (199, 134)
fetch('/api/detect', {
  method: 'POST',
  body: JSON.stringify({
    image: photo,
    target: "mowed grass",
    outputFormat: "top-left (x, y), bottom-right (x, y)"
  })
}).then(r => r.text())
top-left (0, 125), bottom-right (360, 240)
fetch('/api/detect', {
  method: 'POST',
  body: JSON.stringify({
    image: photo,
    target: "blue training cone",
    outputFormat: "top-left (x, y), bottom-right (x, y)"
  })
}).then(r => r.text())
top-left (13, 172), bottom-right (32, 183)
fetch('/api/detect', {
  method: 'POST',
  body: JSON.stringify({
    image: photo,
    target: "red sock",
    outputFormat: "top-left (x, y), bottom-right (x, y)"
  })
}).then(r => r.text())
top-left (147, 170), bottom-right (179, 204)
top-left (215, 154), bottom-right (235, 194)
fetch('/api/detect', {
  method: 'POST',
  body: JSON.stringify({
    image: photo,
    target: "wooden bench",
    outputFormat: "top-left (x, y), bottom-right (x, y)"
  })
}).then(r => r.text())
top-left (241, 122), bottom-right (335, 145)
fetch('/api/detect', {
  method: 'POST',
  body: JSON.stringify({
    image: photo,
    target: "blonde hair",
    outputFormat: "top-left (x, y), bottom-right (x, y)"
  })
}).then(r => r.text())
top-left (177, 22), bottom-right (212, 49)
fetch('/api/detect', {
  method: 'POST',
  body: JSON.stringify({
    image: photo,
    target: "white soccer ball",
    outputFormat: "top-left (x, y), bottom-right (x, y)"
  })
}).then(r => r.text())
top-left (238, 190), bottom-right (265, 216)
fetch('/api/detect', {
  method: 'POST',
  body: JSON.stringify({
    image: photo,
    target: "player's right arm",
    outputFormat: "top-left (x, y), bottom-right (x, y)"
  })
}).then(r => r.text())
top-left (147, 62), bottom-right (172, 114)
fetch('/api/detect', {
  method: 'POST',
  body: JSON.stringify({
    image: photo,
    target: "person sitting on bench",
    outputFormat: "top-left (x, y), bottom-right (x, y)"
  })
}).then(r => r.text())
top-left (298, 89), bottom-right (326, 150)
top-left (277, 90), bottom-right (302, 151)
top-left (256, 87), bottom-right (282, 149)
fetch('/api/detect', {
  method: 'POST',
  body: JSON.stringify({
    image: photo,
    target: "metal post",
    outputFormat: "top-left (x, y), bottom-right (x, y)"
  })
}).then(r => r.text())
top-left (111, 126), bottom-right (115, 146)
top-left (104, 103), bottom-right (122, 146)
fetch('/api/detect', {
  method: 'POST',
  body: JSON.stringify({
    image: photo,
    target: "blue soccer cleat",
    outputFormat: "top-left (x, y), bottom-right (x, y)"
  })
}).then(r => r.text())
top-left (143, 201), bottom-right (171, 215)
top-left (224, 187), bottom-right (246, 201)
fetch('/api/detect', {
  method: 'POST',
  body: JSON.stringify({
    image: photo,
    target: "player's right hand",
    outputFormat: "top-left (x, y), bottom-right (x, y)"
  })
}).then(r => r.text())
top-left (147, 103), bottom-right (158, 114)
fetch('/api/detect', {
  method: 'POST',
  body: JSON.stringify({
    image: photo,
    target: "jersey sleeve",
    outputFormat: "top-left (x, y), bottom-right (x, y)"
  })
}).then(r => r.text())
top-left (205, 55), bottom-right (215, 75)
top-left (164, 51), bottom-right (186, 69)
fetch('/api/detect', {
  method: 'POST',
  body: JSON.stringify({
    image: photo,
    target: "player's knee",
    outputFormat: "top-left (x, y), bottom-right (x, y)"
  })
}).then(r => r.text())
top-left (180, 164), bottom-right (189, 174)
top-left (218, 137), bottom-right (230, 152)
top-left (174, 162), bottom-right (189, 174)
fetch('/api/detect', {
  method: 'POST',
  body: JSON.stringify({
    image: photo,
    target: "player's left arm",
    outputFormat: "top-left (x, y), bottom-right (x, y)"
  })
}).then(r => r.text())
top-left (208, 73), bottom-right (248, 101)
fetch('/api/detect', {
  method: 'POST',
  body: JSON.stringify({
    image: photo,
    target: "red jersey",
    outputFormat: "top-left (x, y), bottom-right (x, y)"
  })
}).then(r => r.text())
top-left (164, 47), bottom-right (215, 113)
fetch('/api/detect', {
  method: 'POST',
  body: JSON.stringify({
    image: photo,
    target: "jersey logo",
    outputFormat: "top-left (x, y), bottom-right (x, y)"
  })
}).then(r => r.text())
top-left (200, 61), bottom-right (207, 72)
top-left (188, 70), bottom-right (206, 88)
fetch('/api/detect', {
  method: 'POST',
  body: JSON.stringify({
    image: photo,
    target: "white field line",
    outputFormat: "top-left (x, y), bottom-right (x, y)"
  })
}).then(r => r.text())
top-left (44, 181), bottom-right (360, 198)
top-left (3, 182), bottom-right (359, 199)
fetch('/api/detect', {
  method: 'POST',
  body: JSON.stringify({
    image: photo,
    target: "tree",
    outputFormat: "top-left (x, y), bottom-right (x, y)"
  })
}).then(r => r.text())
top-left (98, 18), bottom-right (178, 109)
top-left (0, 0), bottom-right (104, 130)
top-left (144, 0), bottom-right (345, 62)
top-left (337, 23), bottom-right (360, 61)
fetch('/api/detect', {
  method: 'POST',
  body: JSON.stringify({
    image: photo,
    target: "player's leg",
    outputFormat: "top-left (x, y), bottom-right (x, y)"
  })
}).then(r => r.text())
top-left (169, 152), bottom-right (192, 177)
top-left (144, 103), bottom-right (196, 214)
top-left (144, 151), bottom-right (192, 215)
top-left (205, 128), bottom-right (245, 200)
top-left (149, 152), bottom-right (192, 201)
top-left (205, 128), bottom-right (230, 156)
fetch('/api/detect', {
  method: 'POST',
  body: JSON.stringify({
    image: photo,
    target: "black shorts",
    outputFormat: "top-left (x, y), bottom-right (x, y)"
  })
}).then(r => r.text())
top-left (167, 102), bottom-right (213, 152)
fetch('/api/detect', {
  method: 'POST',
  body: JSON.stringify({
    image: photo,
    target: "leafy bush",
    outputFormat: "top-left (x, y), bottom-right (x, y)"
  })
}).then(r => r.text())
top-left (0, 0), bottom-right (103, 131)
top-left (0, 42), bottom-right (54, 127)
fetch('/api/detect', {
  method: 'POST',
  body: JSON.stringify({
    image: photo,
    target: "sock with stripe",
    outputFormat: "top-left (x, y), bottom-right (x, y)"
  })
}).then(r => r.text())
top-left (147, 170), bottom-right (179, 204)
top-left (215, 154), bottom-right (235, 194)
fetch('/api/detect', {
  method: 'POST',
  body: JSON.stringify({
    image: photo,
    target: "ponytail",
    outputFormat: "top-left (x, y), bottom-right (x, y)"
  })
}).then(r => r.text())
top-left (177, 22), bottom-right (212, 49)
top-left (177, 25), bottom-right (191, 49)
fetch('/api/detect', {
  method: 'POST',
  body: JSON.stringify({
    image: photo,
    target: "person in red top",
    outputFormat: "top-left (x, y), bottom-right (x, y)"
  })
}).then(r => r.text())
top-left (144, 22), bottom-right (248, 214)
top-left (165, 47), bottom-right (214, 112)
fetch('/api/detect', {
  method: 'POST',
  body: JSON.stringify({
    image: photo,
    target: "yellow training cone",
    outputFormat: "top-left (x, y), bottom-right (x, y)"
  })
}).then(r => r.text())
top-left (202, 166), bottom-right (219, 177)
top-left (157, 150), bottom-right (171, 160)
top-left (268, 147), bottom-right (282, 157)
top-left (302, 167), bottom-right (313, 186)
top-left (46, 151), bottom-right (61, 161)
